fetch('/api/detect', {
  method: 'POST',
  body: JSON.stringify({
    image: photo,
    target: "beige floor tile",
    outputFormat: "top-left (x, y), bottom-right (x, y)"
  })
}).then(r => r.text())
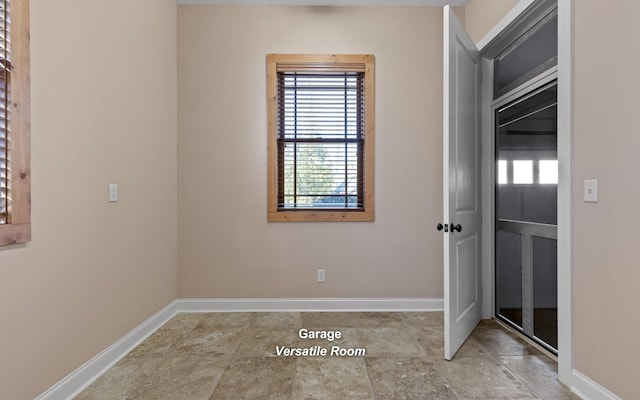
top-left (471, 325), bottom-right (542, 357)
top-left (477, 319), bottom-right (502, 328)
top-left (434, 356), bottom-right (538, 399)
top-left (235, 327), bottom-right (360, 358)
top-left (366, 357), bottom-right (458, 400)
top-left (132, 355), bottom-right (228, 400)
top-left (126, 328), bottom-right (187, 358)
top-left (157, 313), bottom-right (205, 334)
top-left (173, 326), bottom-right (244, 356)
top-left (357, 327), bottom-right (425, 357)
top-left (292, 357), bottom-right (372, 400)
top-left (251, 312), bottom-right (302, 329)
top-left (194, 312), bottom-right (254, 329)
top-left (210, 357), bottom-right (296, 400)
top-left (415, 326), bottom-right (444, 358)
top-left (400, 311), bottom-right (444, 328)
top-left (298, 327), bottom-right (360, 348)
top-left (74, 313), bottom-right (571, 400)
top-left (416, 328), bottom-right (491, 361)
top-left (456, 336), bottom-right (494, 358)
top-left (73, 357), bottom-right (163, 400)
top-left (234, 328), bottom-right (302, 358)
top-left (499, 355), bottom-right (580, 400)
top-left (301, 312), bottom-right (404, 328)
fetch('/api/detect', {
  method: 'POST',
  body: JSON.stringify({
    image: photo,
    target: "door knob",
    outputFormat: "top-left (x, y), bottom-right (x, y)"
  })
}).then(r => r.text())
top-left (451, 224), bottom-right (462, 233)
top-left (437, 223), bottom-right (449, 232)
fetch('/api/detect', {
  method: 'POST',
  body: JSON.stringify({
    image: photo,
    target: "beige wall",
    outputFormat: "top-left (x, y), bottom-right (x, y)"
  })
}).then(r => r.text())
top-left (464, 0), bottom-right (640, 398)
top-left (0, 1), bottom-right (178, 398)
top-left (177, 6), bottom-right (444, 298)
top-left (573, 1), bottom-right (640, 398)
top-left (464, 0), bottom-right (521, 43)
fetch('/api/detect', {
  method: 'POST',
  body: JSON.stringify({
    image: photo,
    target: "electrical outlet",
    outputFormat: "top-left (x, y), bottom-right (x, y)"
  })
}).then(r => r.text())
top-left (317, 269), bottom-right (326, 283)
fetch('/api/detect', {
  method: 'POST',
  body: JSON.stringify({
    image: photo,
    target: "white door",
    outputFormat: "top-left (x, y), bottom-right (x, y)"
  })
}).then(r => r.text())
top-left (442, 5), bottom-right (483, 360)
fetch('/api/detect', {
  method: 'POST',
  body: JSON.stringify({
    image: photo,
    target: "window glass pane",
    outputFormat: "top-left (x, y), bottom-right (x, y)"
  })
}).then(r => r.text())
top-left (282, 73), bottom-right (361, 141)
top-left (277, 71), bottom-right (364, 210)
top-left (496, 84), bottom-right (557, 225)
top-left (494, 13), bottom-right (557, 98)
top-left (497, 160), bottom-right (508, 184)
top-left (497, 230), bottom-right (523, 328)
top-left (513, 160), bottom-right (533, 184)
top-left (533, 236), bottom-right (558, 350)
top-left (539, 160), bottom-right (558, 184)
top-left (283, 142), bottom-right (359, 208)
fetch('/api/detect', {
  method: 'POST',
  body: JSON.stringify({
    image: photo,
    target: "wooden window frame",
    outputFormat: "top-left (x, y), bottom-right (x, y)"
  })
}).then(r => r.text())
top-left (267, 54), bottom-right (374, 222)
top-left (0, 0), bottom-right (30, 246)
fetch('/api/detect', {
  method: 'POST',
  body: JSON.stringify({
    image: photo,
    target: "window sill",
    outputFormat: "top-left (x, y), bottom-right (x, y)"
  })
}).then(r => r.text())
top-left (268, 210), bottom-right (374, 222)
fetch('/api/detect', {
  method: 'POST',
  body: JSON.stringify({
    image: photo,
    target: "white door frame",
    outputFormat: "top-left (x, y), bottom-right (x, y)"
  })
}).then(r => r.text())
top-left (556, 0), bottom-right (573, 386)
top-left (476, 0), bottom-right (573, 387)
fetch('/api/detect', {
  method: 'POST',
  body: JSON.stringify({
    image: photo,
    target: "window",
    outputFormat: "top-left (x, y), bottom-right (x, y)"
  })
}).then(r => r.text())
top-left (513, 160), bottom-right (533, 184)
top-left (0, 0), bottom-right (30, 246)
top-left (539, 159), bottom-right (558, 184)
top-left (267, 54), bottom-right (374, 222)
top-left (497, 159), bottom-right (558, 185)
top-left (497, 160), bottom-right (508, 185)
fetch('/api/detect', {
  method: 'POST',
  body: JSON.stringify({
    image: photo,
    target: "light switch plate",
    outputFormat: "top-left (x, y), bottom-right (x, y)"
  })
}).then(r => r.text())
top-left (109, 183), bottom-right (118, 202)
top-left (584, 179), bottom-right (598, 203)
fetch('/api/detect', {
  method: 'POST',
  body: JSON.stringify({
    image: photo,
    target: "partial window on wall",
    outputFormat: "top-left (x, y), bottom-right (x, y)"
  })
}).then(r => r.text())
top-left (0, 0), bottom-right (30, 245)
top-left (267, 54), bottom-right (374, 222)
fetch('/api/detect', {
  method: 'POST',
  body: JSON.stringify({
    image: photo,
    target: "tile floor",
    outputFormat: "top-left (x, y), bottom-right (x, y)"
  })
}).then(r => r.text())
top-left (74, 312), bottom-right (580, 400)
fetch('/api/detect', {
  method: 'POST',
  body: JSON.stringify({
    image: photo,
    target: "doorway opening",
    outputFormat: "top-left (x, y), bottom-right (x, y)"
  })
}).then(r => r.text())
top-left (495, 82), bottom-right (558, 352)
top-left (491, 8), bottom-right (559, 353)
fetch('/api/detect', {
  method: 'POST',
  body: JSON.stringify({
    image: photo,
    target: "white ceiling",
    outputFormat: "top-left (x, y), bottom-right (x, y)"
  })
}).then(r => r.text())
top-left (177, 0), bottom-right (470, 6)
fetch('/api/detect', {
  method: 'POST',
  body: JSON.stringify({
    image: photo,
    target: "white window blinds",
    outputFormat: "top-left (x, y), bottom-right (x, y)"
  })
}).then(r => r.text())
top-left (276, 71), bottom-right (365, 210)
top-left (0, 0), bottom-right (10, 225)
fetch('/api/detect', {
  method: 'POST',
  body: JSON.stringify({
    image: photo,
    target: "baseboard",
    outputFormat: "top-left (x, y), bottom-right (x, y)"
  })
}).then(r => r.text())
top-left (35, 297), bottom-right (442, 400)
top-left (34, 301), bottom-right (179, 400)
top-left (175, 297), bottom-right (444, 312)
top-left (572, 370), bottom-right (622, 400)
